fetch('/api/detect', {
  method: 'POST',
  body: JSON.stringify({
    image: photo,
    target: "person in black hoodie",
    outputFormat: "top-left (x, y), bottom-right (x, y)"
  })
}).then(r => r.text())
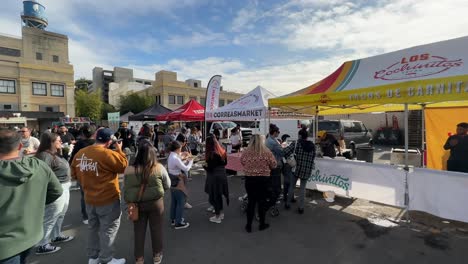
top-left (283, 127), bottom-right (316, 214)
top-left (69, 125), bottom-right (96, 224)
top-left (203, 135), bottom-right (229, 224)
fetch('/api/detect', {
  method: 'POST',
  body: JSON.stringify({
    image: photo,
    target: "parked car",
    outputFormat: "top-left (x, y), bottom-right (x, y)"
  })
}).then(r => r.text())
top-left (311, 119), bottom-right (373, 157)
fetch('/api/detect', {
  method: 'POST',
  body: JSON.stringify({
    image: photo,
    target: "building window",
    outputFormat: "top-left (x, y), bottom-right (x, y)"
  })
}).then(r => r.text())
top-left (155, 95), bottom-right (161, 104)
top-left (219, 99), bottom-right (225, 107)
top-left (168, 95), bottom-right (176, 104)
top-left (32, 82), bottom-right (47, 96)
top-left (144, 81), bottom-right (151, 85)
top-left (0, 79), bottom-right (16, 94)
top-left (53, 55), bottom-right (59, 63)
top-left (4, 104), bottom-right (11, 110)
top-left (45, 106), bottom-right (54, 112)
top-left (0, 47), bottom-right (21, 57)
top-left (36, 52), bottom-right (42, 60)
top-left (177, 95), bottom-right (184, 104)
top-left (51, 84), bottom-right (64, 97)
top-left (200, 97), bottom-right (206, 106)
top-left (194, 83), bottom-right (198, 88)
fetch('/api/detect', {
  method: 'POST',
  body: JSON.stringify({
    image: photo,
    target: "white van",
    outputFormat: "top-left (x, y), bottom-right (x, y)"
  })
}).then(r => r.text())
top-left (252, 119), bottom-right (312, 140)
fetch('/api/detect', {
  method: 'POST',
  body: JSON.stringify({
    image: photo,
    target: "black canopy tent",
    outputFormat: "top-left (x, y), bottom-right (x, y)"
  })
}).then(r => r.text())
top-left (128, 104), bottom-right (172, 121)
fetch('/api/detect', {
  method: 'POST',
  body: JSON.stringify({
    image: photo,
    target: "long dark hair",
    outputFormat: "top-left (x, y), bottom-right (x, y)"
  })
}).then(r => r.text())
top-left (205, 135), bottom-right (226, 161)
top-left (36, 132), bottom-right (61, 156)
top-left (133, 139), bottom-right (160, 180)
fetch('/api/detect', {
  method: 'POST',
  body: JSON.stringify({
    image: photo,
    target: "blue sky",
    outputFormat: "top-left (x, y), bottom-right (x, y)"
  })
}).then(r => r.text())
top-left (1, 0), bottom-right (468, 95)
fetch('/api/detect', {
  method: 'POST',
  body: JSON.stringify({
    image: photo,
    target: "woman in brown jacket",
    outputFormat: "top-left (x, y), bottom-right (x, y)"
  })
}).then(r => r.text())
top-left (240, 134), bottom-right (277, 233)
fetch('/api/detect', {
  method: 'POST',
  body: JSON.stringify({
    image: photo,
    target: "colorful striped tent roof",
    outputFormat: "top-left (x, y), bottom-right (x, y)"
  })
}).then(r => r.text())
top-left (270, 36), bottom-right (468, 115)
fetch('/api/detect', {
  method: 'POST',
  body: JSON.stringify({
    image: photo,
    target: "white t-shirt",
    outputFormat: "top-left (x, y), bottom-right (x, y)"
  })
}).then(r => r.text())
top-left (230, 133), bottom-right (242, 146)
top-left (167, 152), bottom-right (193, 175)
top-left (19, 136), bottom-right (40, 157)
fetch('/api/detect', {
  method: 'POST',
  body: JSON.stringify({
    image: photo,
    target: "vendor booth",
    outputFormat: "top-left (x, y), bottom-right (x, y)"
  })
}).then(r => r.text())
top-left (156, 99), bottom-right (205, 121)
top-left (269, 36), bottom-right (468, 222)
top-left (128, 104), bottom-right (171, 121)
top-left (206, 86), bottom-right (275, 122)
top-left (206, 86), bottom-right (288, 170)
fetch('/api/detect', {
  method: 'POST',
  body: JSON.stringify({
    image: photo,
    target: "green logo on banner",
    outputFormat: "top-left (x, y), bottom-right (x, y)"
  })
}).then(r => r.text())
top-left (309, 169), bottom-right (350, 191)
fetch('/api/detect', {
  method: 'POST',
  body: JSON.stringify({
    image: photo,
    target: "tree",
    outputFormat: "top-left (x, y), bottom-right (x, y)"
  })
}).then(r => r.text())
top-left (75, 89), bottom-right (102, 121)
top-left (101, 103), bottom-right (117, 120)
top-left (75, 78), bottom-right (92, 92)
top-left (119, 93), bottom-right (155, 114)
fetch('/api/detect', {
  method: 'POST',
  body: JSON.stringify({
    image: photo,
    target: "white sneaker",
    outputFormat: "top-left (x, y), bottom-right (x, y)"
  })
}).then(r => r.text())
top-left (88, 258), bottom-right (99, 264)
top-left (184, 203), bottom-right (192, 209)
top-left (219, 213), bottom-right (225, 220)
top-left (209, 215), bottom-right (222, 224)
top-left (106, 258), bottom-right (126, 264)
top-left (206, 206), bottom-right (214, 212)
top-left (83, 219), bottom-right (89, 225)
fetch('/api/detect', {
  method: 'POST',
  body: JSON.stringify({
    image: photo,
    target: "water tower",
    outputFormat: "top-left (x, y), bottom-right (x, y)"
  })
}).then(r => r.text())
top-left (21, 0), bottom-right (48, 29)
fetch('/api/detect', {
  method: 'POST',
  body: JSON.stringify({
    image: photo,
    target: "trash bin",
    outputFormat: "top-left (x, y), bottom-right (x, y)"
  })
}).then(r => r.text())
top-left (356, 146), bottom-right (374, 163)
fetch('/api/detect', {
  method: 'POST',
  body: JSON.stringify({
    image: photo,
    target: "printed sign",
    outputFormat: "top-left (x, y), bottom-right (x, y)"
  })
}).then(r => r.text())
top-left (309, 169), bottom-right (351, 191)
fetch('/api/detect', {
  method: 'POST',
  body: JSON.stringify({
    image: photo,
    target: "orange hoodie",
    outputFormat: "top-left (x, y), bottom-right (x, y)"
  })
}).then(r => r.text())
top-left (71, 145), bottom-right (128, 206)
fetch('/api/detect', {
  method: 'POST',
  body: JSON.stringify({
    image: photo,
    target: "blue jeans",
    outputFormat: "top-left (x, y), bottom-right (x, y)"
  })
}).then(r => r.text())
top-left (288, 176), bottom-right (308, 209)
top-left (78, 182), bottom-right (88, 220)
top-left (86, 199), bottom-right (122, 263)
top-left (38, 182), bottom-right (71, 246)
top-left (0, 248), bottom-right (30, 264)
top-left (170, 189), bottom-right (186, 225)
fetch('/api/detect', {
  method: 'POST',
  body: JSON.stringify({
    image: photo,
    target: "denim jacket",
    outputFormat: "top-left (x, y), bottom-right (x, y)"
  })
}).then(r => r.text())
top-left (266, 136), bottom-right (284, 168)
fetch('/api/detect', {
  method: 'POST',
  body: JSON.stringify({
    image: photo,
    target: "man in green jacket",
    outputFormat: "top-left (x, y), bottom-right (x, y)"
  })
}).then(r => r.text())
top-left (0, 128), bottom-right (63, 264)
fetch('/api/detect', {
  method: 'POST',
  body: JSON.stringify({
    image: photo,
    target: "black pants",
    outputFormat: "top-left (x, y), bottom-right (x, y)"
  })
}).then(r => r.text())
top-left (270, 167), bottom-right (282, 205)
top-left (245, 176), bottom-right (269, 227)
top-left (133, 198), bottom-right (164, 258)
top-left (447, 160), bottom-right (468, 173)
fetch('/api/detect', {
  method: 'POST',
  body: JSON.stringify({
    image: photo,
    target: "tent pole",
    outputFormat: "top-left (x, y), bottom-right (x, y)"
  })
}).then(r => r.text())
top-left (403, 103), bottom-right (411, 224)
top-left (421, 104), bottom-right (426, 168)
top-left (404, 104), bottom-right (409, 166)
top-left (314, 106), bottom-right (319, 143)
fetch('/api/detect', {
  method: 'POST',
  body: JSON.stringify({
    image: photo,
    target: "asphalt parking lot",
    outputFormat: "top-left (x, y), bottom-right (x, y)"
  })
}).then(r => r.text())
top-left (29, 160), bottom-right (468, 264)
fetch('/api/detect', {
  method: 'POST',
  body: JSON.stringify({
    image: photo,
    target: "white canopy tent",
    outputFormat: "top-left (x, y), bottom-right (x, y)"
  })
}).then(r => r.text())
top-left (205, 86), bottom-right (275, 122)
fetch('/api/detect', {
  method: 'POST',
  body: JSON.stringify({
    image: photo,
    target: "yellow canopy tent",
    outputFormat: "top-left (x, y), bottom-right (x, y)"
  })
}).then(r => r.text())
top-left (269, 36), bottom-right (468, 171)
top-left (270, 36), bottom-right (468, 115)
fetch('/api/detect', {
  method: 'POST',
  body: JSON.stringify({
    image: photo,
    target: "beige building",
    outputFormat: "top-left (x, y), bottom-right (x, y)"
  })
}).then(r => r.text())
top-left (134, 70), bottom-right (242, 110)
top-left (109, 81), bottom-right (150, 107)
top-left (0, 26), bottom-right (74, 130)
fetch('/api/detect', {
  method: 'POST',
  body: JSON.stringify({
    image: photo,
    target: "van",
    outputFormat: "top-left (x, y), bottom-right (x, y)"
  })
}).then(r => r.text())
top-left (252, 119), bottom-right (312, 141)
top-left (311, 119), bottom-right (373, 156)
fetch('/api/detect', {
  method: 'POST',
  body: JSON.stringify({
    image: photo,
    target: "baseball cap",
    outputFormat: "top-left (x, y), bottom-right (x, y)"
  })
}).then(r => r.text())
top-left (96, 128), bottom-right (114, 142)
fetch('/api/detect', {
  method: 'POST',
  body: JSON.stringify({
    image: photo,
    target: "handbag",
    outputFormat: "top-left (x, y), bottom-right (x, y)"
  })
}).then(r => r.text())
top-left (286, 141), bottom-right (298, 168)
top-left (127, 171), bottom-right (147, 222)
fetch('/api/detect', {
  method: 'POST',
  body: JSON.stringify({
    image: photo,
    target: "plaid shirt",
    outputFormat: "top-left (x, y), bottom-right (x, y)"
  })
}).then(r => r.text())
top-left (284, 140), bottom-right (316, 179)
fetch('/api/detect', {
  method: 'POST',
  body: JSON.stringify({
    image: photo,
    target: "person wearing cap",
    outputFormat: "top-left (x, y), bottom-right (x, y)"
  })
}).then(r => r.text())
top-left (317, 130), bottom-right (340, 158)
top-left (71, 128), bottom-right (128, 264)
top-left (443, 122), bottom-right (468, 173)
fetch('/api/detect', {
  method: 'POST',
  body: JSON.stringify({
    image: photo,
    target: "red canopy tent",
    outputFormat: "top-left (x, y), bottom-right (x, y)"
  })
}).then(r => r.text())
top-left (156, 99), bottom-right (205, 121)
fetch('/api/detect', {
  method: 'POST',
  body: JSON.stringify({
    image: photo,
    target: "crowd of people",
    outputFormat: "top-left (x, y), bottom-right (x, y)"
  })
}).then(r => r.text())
top-left (0, 121), bottom-right (319, 264)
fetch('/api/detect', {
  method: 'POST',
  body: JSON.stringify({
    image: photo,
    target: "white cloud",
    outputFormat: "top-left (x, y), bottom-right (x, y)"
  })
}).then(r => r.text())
top-left (231, 1), bottom-right (259, 32)
top-left (277, 0), bottom-right (468, 56)
top-left (166, 31), bottom-right (229, 48)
